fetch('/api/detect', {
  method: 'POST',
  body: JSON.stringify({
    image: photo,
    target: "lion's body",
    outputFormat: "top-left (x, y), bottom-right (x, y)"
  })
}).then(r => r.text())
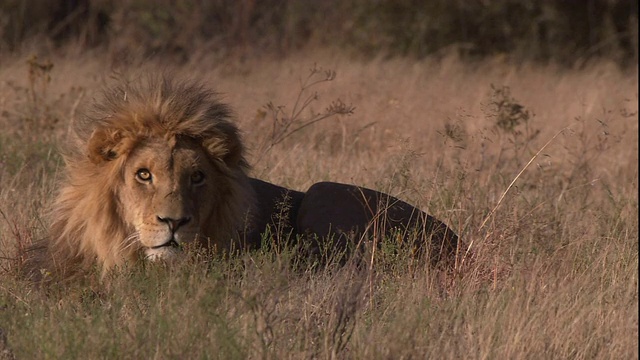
top-left (247, 179), bottom-right (458, 265)
top-left (27, 75), bottom-right (458, 282)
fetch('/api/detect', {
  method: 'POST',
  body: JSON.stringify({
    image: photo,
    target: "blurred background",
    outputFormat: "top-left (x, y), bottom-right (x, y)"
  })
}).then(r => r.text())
top-left (1, 0), bottom-right (637, 67)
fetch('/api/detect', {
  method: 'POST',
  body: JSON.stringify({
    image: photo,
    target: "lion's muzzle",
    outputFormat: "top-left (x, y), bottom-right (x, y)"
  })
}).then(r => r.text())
top-left (142, 215), bottom-right (195, 261)
top-left (157, 215), bottom-right (192, 233)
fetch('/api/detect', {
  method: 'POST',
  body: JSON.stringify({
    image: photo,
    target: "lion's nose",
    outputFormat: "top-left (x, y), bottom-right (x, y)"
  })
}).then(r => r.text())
top-left (157, 216), bottom-right (192, 232)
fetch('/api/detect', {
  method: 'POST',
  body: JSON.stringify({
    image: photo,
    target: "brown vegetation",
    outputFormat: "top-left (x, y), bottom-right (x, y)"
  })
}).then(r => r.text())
top-left (0, 3), bottom-right (637, 356)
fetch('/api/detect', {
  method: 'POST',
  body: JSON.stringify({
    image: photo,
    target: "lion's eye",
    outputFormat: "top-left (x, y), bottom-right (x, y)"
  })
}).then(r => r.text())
top-left (191, 170), bottom-right (205, 185)
top-left (135, 168), bottom-right (152, 183)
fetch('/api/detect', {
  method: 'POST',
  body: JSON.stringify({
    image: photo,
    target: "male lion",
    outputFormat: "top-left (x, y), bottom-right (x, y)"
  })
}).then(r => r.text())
top-left (27, 75), bottom-right (458, 281)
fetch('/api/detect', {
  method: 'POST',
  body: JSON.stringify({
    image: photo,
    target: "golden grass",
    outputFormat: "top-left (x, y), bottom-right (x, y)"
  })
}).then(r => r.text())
top-left (0, 50), bottom-right (637, 359)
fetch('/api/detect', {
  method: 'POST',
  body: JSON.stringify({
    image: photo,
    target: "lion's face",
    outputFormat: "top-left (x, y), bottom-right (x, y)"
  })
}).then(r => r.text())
top-left (118, 137), bottom-right (225, 261)
top-left (38, 76), bottom-right (253, 279)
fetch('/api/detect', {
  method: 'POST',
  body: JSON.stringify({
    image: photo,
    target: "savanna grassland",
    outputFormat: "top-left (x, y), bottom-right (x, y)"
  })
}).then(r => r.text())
top-left (0, 2), bottom-right (638, 358)
top-left (0, 49), bottom-right (636, 359)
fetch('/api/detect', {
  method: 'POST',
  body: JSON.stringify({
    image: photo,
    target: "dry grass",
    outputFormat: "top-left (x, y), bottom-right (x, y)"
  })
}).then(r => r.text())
top-left (0, 50), bottom-right (637, 359)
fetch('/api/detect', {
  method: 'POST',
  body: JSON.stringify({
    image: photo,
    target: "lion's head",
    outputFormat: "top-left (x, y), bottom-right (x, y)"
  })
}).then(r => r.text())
top-left (36, 75), bottom-right (254, 279)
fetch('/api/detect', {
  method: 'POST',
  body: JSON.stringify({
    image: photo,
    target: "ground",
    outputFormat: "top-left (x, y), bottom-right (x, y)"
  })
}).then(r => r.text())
top-left (0, 49), bottom-right (637, 358)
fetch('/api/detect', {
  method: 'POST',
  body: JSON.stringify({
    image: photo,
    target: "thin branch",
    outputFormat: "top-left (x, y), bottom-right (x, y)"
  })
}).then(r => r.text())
top-left (464, 127), bottom-right (567, 260)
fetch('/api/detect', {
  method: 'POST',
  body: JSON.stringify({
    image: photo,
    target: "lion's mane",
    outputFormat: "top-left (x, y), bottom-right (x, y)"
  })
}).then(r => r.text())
top-left (29, 75), bottom-right (253, 280)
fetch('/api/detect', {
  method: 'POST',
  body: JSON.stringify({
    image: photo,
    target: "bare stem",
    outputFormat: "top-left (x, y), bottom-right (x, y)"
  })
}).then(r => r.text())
top-left (463, 127), bottom-right (568, 260)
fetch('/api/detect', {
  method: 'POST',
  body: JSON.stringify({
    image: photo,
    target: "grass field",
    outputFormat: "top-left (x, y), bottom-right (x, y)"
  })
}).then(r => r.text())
top-left (0, 50), bottom-right (638, 359)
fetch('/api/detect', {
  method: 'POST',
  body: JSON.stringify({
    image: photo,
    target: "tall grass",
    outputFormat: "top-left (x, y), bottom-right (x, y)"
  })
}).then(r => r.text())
top-left (0, 51), bottom-right (637, 358)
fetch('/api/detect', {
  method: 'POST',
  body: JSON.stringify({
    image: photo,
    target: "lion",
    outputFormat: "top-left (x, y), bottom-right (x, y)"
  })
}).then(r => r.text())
top-left (27, 75), bottom-right (253, 280)
top-left (26, 75), bottom-right (458, 282)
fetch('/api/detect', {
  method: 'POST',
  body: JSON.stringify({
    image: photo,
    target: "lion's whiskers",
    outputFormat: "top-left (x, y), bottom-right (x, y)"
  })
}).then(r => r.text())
top-left (119, 231), bottom-right (141, 255)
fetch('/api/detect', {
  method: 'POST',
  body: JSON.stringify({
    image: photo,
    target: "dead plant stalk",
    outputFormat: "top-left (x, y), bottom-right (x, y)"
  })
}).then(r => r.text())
top-left (464, 127), bottom-right (568, 260)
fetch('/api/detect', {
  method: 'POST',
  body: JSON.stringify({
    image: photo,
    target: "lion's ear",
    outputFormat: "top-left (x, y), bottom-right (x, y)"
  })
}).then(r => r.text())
top-left (202, 124), bottom-right (246, 167)
top-left (87, 128), bottom-right (122, 164)
top-left (222, 131), bottom-right (245, 166)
